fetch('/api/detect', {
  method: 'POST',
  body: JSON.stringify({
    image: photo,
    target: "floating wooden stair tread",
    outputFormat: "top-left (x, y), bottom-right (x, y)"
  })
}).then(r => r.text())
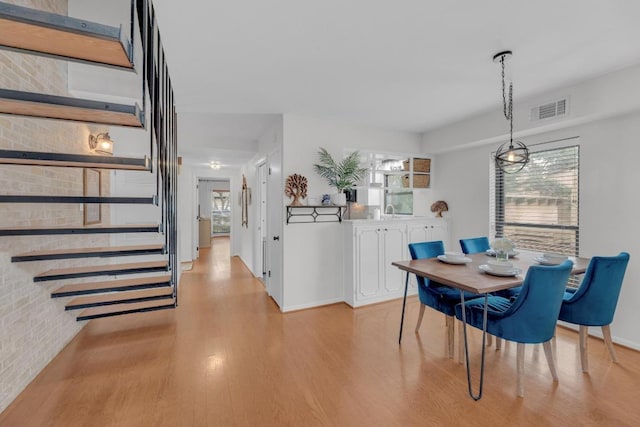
top-left (13, 244), bottom-right (165, 262)
top-left (51, 274), bottom-right (171, 298)
top-left (0, 223), bottom-right (160, 236)
top-left (34, 260), bottom-right (169, 282)
top-left (0, 149), bottom-right (149, 170)
top-left (76, 299), bottom-right (176, 321)
top-left (0, 195), bottom-right (156, 204)
top-left (66, 287), bottom-right (174, 311)
top-left (0, 89), bottom-right (144, 127)
top-left (0, 2), bottom-right (133, 69)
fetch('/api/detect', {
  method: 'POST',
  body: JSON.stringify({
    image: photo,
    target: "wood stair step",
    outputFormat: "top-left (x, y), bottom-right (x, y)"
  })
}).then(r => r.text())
top-left (0, 2), bottom-right (134, 69)
top-left (52, 275), bottom-right (171, 298)
top-left (0, 223), bottom-right (160, 236)
top-left (13, 244), bottom-right (165, 262)
top-left (77, 299), bottom-right (176, 321)
top-left (0, 195), bottom-right (156, 204)
top-left (0, 88), bottom-right (144, 128)
top-left (66, 288), bottom-right (174, 311)
top-left (0, 149), bottom-right (149, 170)
top-left (34, 260), bottom-right (169, 282)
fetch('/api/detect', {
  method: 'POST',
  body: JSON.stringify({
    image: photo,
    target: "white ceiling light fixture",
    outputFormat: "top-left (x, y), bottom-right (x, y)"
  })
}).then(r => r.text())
top-left (493, 50), bottom-right (529, 174)
top-left (210, 161), bottom-right (221, 170)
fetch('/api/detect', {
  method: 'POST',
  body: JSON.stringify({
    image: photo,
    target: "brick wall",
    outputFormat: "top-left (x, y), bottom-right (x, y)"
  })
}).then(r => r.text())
top-left (0, 0), bottom-right (112, 413)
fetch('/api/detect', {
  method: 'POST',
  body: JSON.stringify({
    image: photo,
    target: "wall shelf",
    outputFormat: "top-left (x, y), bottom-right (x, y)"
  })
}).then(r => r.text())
top-left (286, 205), bottom-right (345, 224)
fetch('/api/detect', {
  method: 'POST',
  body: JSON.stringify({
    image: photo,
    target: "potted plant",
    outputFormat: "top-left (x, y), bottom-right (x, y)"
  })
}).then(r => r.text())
top-left (313, 147), bottom-right (368, 206)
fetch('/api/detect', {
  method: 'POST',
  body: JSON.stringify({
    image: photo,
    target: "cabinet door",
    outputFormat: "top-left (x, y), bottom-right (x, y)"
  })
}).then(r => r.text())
top-left (406, 223), bottom-right (430, 246)
top-left (429, 222), bottom-right (449, 249)
top-left (355, 226), bottom-right (382, 299)
top-left (381, 224), bottom-right (406, 293)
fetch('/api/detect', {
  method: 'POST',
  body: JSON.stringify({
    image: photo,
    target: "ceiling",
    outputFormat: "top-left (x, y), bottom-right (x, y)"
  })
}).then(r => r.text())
top-left (152, 0), bottom-right (640, 166)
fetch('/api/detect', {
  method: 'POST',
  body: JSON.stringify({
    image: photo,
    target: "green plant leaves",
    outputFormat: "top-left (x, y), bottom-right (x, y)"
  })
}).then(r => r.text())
top-left (313, 147), bottom-right (368, 192)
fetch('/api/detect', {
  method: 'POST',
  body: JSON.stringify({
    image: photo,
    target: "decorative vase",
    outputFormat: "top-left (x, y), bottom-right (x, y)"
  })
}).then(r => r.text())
top-left (330, 193), bottom-right (347, 206)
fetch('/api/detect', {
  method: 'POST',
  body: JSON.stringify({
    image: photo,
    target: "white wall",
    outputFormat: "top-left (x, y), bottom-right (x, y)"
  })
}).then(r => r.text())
top-left (423, 63), bottom-right (640, 349)
top-left (281, 115), bottom-right (422, 311)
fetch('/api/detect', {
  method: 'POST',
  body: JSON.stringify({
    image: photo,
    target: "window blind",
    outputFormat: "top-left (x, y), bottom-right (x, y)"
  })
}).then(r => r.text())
top-left (490, 145), bottom-right (580, 256)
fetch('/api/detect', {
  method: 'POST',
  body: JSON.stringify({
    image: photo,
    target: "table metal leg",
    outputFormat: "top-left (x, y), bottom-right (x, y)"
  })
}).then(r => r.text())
top-left (460, 291), bottom-right (489, 401)
top-left (398, 272), bottom-right (410, 345)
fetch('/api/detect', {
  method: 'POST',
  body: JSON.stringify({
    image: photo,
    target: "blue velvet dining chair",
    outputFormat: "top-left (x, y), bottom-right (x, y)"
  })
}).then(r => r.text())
top-left (409, 241), bottom-right (484, 359)
top-left (455, 260), bottom-right (573, 397)
top-left (459, 237), bottom-right (491, 255)
top-left (459, 236), bottom-right (508, 349)
top-left (558, 252), bottom-right (630, 373)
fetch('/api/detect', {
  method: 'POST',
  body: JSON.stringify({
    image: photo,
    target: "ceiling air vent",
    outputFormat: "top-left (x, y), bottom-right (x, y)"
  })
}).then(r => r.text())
top-left (530, 98), bottom-right (568, 121)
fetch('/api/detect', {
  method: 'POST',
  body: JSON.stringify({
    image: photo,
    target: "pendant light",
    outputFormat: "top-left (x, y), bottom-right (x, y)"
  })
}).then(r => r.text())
top-left (493, 50), bottom-right (528, 173)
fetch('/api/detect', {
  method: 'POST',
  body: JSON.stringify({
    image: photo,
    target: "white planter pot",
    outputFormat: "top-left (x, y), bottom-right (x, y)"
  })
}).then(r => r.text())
top-left (330, 193), bottom-right (347, 206)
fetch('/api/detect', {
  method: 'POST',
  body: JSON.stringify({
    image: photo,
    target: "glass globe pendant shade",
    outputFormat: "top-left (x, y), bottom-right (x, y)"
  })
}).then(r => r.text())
top-left (495, 140), bottom-right (529, 174)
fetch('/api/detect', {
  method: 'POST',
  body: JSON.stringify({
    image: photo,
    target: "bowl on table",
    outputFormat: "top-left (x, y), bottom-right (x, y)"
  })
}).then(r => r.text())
top-left (542, 253), bottom-right (568, 264)
top-left (444, 251), bottom-right (466, 262)
top-left (487, 260), bottom-right (514, 273)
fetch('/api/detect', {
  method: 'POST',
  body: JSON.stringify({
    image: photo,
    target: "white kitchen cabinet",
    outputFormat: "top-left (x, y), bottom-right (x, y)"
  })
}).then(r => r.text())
top-left (406, 220), bottom-right (449, 248)
top-left (405, 219), bottom-right (450, 289)
top-left (343, 218), bottom-right (450, 307)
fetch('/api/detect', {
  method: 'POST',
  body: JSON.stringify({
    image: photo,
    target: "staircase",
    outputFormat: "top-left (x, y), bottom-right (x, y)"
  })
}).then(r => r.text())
top-left (0, 0), bottom-right (178, 320)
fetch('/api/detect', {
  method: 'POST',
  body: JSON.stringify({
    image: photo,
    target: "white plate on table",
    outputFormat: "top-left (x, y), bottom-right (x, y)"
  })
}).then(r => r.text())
top-left (479, 264), bottom-right (522, 277)
top-left (437, 255), bottom-right (472, 265)
top-left (485, 249), bottom-right (519, 258)
top-left (534, 256), bottom-right (566, 266)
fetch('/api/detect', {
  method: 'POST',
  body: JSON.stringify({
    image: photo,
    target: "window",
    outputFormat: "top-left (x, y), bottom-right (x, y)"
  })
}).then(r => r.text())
top-left (384, 190), bottom-right (413, 215)
top-left (491, 144), bottom-right (579, 256)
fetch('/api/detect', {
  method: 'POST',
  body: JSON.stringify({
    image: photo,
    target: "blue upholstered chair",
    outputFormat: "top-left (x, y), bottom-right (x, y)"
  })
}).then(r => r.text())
top-left (409, 241), bottom-right (483, 358)
top-left (461, 236), bottom-right (523, 301)
top-left (558, 252), bottom-right (630, 372)
top-left (455, 260), bottom-right (573, 397)
top-left (459, 237), bottom-right (491, 255)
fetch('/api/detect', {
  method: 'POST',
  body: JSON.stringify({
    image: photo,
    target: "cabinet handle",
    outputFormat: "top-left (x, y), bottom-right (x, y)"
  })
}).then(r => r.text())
top-left (273, 236), bottom-right (280, 241)
top-left (384, 228), bottom-right (388, 231)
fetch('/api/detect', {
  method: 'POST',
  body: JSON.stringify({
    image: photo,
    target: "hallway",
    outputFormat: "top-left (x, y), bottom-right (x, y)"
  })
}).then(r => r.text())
top-left (1, 237), bottom-right (639, 426)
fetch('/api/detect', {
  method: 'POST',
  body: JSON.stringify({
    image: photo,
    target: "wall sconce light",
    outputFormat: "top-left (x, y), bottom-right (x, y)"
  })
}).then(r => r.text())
top-left (88, 132), bottom-right (114, 156)
top-left (210, 161), bottom-right (221, 170)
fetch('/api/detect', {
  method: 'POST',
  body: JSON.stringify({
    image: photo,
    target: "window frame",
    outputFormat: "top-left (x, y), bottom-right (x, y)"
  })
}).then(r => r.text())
top-left (492, 139), bottom-right (580, 257)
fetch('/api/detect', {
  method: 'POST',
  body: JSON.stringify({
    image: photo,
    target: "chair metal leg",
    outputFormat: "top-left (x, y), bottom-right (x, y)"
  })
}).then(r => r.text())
top-left (579, 325), bottom-right (589, 373)
top-left (487, 334), bottom-right (493, 347)
top-left (543, 340), bottom-right (559, 381)
top-left (601, 325), bottom-right (617, 363)
top-left (414, 304), bottom-right (426, 333)
top-left (496, 338), bottom-right (502, 350)
top-left (516, 343), bottom-right (525, 397)
top-left (446, 315), bottom-right (455, 358)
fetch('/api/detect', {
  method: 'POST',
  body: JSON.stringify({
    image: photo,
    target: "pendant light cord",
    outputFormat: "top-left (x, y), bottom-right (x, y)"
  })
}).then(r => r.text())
top-left (500, 57), bottom-right (514, 145)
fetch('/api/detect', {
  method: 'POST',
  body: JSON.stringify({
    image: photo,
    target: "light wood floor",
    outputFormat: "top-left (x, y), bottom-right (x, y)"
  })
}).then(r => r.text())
top-left (2, 237), bottom-right (640, 426)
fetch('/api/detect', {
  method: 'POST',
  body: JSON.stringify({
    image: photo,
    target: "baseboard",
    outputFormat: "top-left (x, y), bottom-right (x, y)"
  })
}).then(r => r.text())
top-left (282, 298), bottom-right (344, 313)
top-left (234, 255), bottom-right (259, 278)
top-left (558, 321), bottom-right (640, 351)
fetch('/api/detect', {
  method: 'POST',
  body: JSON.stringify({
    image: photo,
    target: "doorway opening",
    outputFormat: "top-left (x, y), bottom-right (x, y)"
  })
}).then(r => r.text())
top-left (198, 178), bottom-right (231, 251)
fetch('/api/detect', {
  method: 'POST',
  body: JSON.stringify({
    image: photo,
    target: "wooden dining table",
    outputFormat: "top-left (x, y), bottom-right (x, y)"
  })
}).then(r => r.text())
top-left (392, 250), bottom-right (590, 400)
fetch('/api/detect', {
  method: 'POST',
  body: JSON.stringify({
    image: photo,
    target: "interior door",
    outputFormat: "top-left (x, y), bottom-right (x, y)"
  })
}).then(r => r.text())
top-left (254, 162), bottom-right (268, 281)
top-left (267, 148), bottom-right (283, 308)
